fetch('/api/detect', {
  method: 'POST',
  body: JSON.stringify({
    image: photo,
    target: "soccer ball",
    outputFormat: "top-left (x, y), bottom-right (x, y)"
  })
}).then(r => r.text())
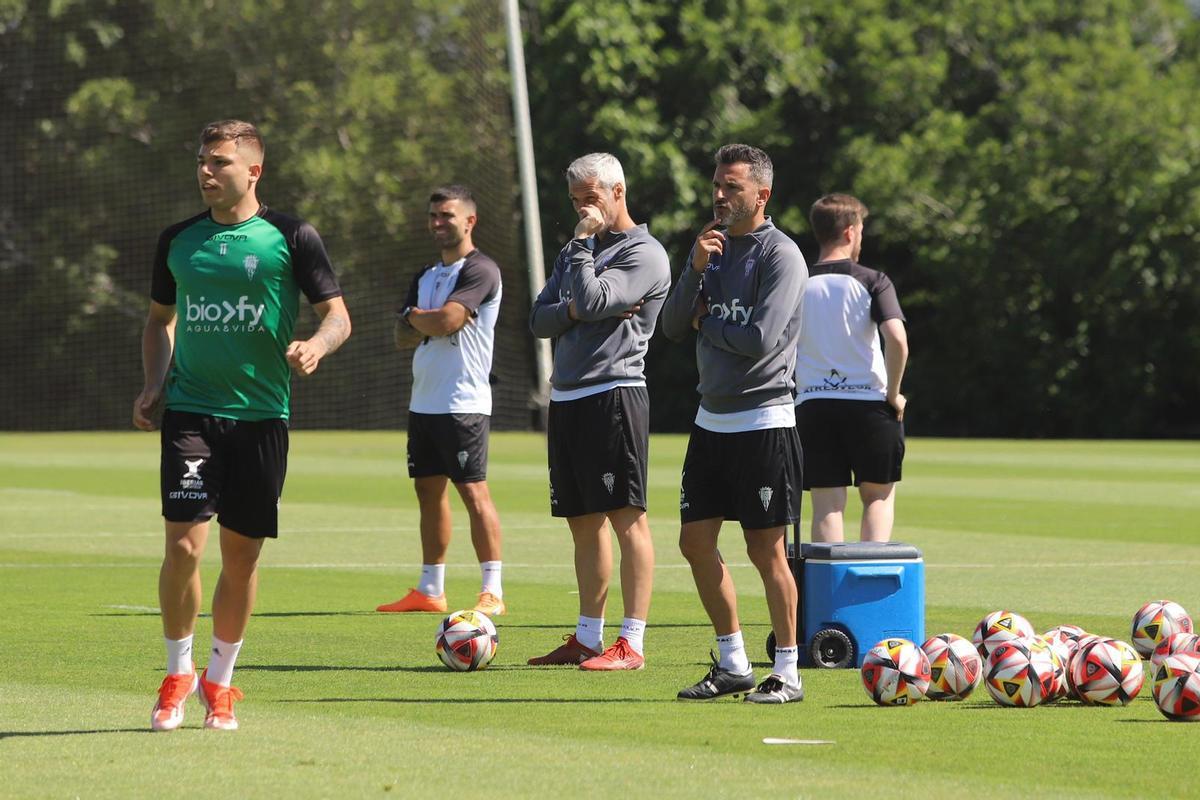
top-left (972, 610), bottom-right (1035, 660)
top-left (1071, 638), bottom-right (1144, 706)
top-left (1064, 633), bottom-right (1107, 700)
top-left (921, 633), bottom-right (982, 701)
top-left (1131, 600), bottom-right (1194, 658)
top-left (861, 638), bottom-right (931, 706)
top-left (984, 639), bottom-right (1056, 707)
top-left (1152, 652), bottom-right (1200, 722)
top-left (1151, 632), bottom-right (1200, 671)
top-left (1030, 636), bottom-right (1069, 700)
top-left (435, 609), bottom-right (498, 672)
top-left (1042, 624), bottom-right (1087, 651)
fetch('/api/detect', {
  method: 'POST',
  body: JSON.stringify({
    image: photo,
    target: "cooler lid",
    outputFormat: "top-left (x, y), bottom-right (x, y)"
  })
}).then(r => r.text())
top-left (800, 541), bottom-right (922, 561)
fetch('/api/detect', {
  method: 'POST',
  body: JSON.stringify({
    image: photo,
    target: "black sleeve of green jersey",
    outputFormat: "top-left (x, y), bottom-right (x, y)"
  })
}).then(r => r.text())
top-left (261, 208), bottom-right (343, 304)
top-left (446, 251), bottom-right (501, 315)
top-left (150, 213), bottom-right (206, 305)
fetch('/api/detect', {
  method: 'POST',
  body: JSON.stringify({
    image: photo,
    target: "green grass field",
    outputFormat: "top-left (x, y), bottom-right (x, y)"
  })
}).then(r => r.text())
top-left (1, 432), bottom-right (1198, 798)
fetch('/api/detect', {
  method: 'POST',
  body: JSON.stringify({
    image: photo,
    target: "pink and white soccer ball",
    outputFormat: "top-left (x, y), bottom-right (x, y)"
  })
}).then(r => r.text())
top-left (921, 633), bottom-right (983, 701)
top-left (861, 638), bottom-right (932, 707)
top-left (1064, 633), bottom-right (1108, 700)
top-left (1151, 632), bottom-right (1200, 671)
top-left (1071, 638), bottom-right (1144, 706)
top-left (973, 610), bottom-right (1035, 660)
top-left (435, 609), bottom-right (499, 672)
top-left (1151, 651), bottom-right (1200, 722)
top-left (1030, 636), bottom-right (1069, 700)
top-left (1131, 600), bottom-right (1194, 658)
top-left (984, 639), bottom-right (1056, 707)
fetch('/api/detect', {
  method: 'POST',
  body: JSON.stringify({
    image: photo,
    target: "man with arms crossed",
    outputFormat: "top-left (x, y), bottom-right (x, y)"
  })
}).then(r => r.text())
top-left (528, 153), bottom-right (670, 670)
top-left (377, 185), bottom-right (507, 616)
top-left (796, 194), bottom-right (908, 542)
top-left (134, 120), bottom-right (351, 731)
top-left (662, 144), bottom-right (808, 704)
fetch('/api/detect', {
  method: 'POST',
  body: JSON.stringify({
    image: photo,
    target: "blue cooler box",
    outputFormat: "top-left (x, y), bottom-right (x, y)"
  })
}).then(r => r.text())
top-left (800, 542), bottom-right (924, 668)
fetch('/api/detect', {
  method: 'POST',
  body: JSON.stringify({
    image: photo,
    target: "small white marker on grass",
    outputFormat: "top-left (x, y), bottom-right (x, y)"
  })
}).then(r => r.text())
top-left (762, 738), bottom-right (835, 746)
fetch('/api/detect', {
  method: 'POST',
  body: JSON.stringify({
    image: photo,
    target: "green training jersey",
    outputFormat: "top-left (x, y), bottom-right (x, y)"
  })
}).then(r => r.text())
top-left (151, 206), bottom-right (342, 421)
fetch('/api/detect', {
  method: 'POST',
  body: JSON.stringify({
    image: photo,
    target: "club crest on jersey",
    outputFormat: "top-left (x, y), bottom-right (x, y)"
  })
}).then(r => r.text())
top-left (457, 450), bottom-right (469, 469)
top-left (243, 254), bottom-right (259, 279)
top-left (758, 486), bottom-right (773, 511)
top-left (602, 472), bottom-right (615, 495)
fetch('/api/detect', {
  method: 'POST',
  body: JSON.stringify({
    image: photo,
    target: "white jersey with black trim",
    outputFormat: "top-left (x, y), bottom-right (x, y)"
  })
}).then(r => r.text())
top-left (406, 250), bottom-right (502, 415)
top-left (794, 259), bottom-right (904, 403)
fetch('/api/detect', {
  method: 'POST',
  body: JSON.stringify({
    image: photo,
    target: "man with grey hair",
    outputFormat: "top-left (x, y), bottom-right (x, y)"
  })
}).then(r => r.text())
top-left (663, 143), bottom-right (808, 704)
top-left (528, 153), bottom-right (670, 670)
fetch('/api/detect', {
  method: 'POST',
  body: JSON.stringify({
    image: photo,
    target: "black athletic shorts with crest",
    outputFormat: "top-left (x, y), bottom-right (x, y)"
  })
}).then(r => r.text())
top-left (547, 386), bottom-right (649, 517)
top-left (796, 399), bottom-right (904, 488)
top-left (679, 424), bottom-right (803, 529)
top-left (407, 412), bottom-right (490, 484)
top-left (160, 409), bottom-right (289, 539)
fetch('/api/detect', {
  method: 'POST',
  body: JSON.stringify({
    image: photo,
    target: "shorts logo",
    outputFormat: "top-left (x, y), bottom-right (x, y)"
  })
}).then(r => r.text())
top-left (170, 458), bottom-right (207, 500)
top-left (602, 472), bottom-right (615, 495)
top-left (549, 480), bottom-right (557, 506)
top-left (243, 254), bottom-right (259, 279)
top-left (457, 450), bottom-right (469, 469)
top-left (758, 486), bottom-right (773, 511)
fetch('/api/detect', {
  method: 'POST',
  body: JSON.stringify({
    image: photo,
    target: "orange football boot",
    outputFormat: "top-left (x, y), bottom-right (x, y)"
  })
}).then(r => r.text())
top-left (473, 591), bottom-right (507, 617)
top-left (376, 588), bottom-right (448, 613)
top-left (580, 636), bottom-right (645, 671)
top-left (527, 634), bottom-right (600, 666)
top-left (198, 669), bottom-right (244, 731)
top-left (151, 668), bottom-right (198, 731)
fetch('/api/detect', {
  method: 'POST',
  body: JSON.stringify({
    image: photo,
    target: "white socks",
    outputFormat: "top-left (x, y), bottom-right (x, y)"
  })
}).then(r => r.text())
top-left (480, 561), bottom-right (503, 596)
top-left (207, 636), bottom-right (244, 687)
top-left (165, 635), bottom-right (194, 675)
top-left (716, 630), bottom-right (752, 674)
top-left (619, 618), bottom-right (646, 655)
top-left (576, 615), bottom-right (605, 652)
top-left (773, 645), bottom-right (800, 687)
top-left (418, 563), bottom-right (446, 598)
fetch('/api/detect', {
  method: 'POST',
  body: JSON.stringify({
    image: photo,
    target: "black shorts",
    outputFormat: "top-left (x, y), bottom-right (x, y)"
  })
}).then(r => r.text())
top-left (160, 409), bottom-right (289, 539)
top-left (407, 412), bottom-right (490, 483)
top-left (547, 386), bottom-right (648, 517)
top-left (680, 424), bottom-right (803, 529)
top-left (796, 399), bottom-right (904, 488)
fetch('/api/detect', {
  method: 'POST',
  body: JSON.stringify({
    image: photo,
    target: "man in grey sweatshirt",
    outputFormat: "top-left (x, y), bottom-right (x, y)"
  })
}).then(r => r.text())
top-left (528, 153), bottom-right (671, 671)
top-left (661, 144), bottom-right (808, 704)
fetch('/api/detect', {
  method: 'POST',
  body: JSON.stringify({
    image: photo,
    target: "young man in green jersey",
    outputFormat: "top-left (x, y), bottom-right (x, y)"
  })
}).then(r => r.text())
top-left (134, 120), bottom-right (351, 731)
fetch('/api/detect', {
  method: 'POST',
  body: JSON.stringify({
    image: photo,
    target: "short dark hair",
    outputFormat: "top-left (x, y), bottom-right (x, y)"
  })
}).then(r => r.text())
top-left (429, 185), bottom-right (476, 212)
top-left (199, 120), bottom-right (264, 159)
top-left (715, 143), bottom-right (773, 189)
top-left (809, 194), bottom-right (869, 246)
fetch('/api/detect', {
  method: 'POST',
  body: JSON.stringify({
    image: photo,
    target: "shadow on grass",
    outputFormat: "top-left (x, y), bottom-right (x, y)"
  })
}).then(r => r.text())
top-left (0, 728), bottom-right (151, 739)
top-left (238, 664), bottom-right (536, 673)
top-left (91, 611), bottom-right (377, 619)
top-left (275, 697), bottom-right (676, 705)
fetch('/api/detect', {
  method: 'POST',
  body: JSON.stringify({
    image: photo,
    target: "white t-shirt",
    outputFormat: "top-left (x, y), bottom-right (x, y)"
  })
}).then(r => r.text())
top-left (405, 250), bottom-right (502, 415)
top-left (794, 259), bottom-right (904, 404)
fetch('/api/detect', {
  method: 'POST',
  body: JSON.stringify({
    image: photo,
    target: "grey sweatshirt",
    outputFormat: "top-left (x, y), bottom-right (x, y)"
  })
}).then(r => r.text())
top-left (661, 218), bottom-right (808, 414)
top-left (530, 224), bottom-right (671, 392)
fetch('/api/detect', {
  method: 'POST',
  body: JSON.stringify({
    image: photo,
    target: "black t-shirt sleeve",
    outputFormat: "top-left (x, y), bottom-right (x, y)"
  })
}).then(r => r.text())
top-left (445, 254), bottom-right (501, 315)
top-left (869, 273), bottom-right (904, 324)
top-left (290, 222), bottom-right (343, 304)
top-left (401, 271), bottom-right (421, 312)
top-left (150, 227), bottom-right (178, 305)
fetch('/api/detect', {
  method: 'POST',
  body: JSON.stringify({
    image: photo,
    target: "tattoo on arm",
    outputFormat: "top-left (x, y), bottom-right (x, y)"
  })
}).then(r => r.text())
top-left (314, 312), bottom-right (350, 355)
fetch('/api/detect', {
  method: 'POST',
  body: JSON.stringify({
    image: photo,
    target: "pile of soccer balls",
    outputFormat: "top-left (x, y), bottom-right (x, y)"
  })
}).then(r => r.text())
top-left (861, 599), bottom-right (1200, 721)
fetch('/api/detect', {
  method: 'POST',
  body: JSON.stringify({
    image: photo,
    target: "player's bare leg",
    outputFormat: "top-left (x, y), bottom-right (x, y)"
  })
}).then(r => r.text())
top-left (455, 479), bottom-right (506, 615)
top-left (580, 506), bottom-right (652, 670)
top-left (159, 521), bottom-right (210, 639)
top-left (528, 512), bottom-right (609, 666)
top-left (678, 518), bottom-right (737, 635)
top-left (677, 518), bottom-right (756, 699)
top-left (743, 525), bottom-right (803, 703)
top-left (859, 482), bottom-right (896, 542)
top-left (568, 511), bottom-right (612, 620)
top-left (198, 526), bottom-right (264, 731)
top-left (152, 520), bottom-right (209, 731)
top-left (377, 476), bottom-right (451, 612)
top-left (810, 487), bottom-right (847, 542)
